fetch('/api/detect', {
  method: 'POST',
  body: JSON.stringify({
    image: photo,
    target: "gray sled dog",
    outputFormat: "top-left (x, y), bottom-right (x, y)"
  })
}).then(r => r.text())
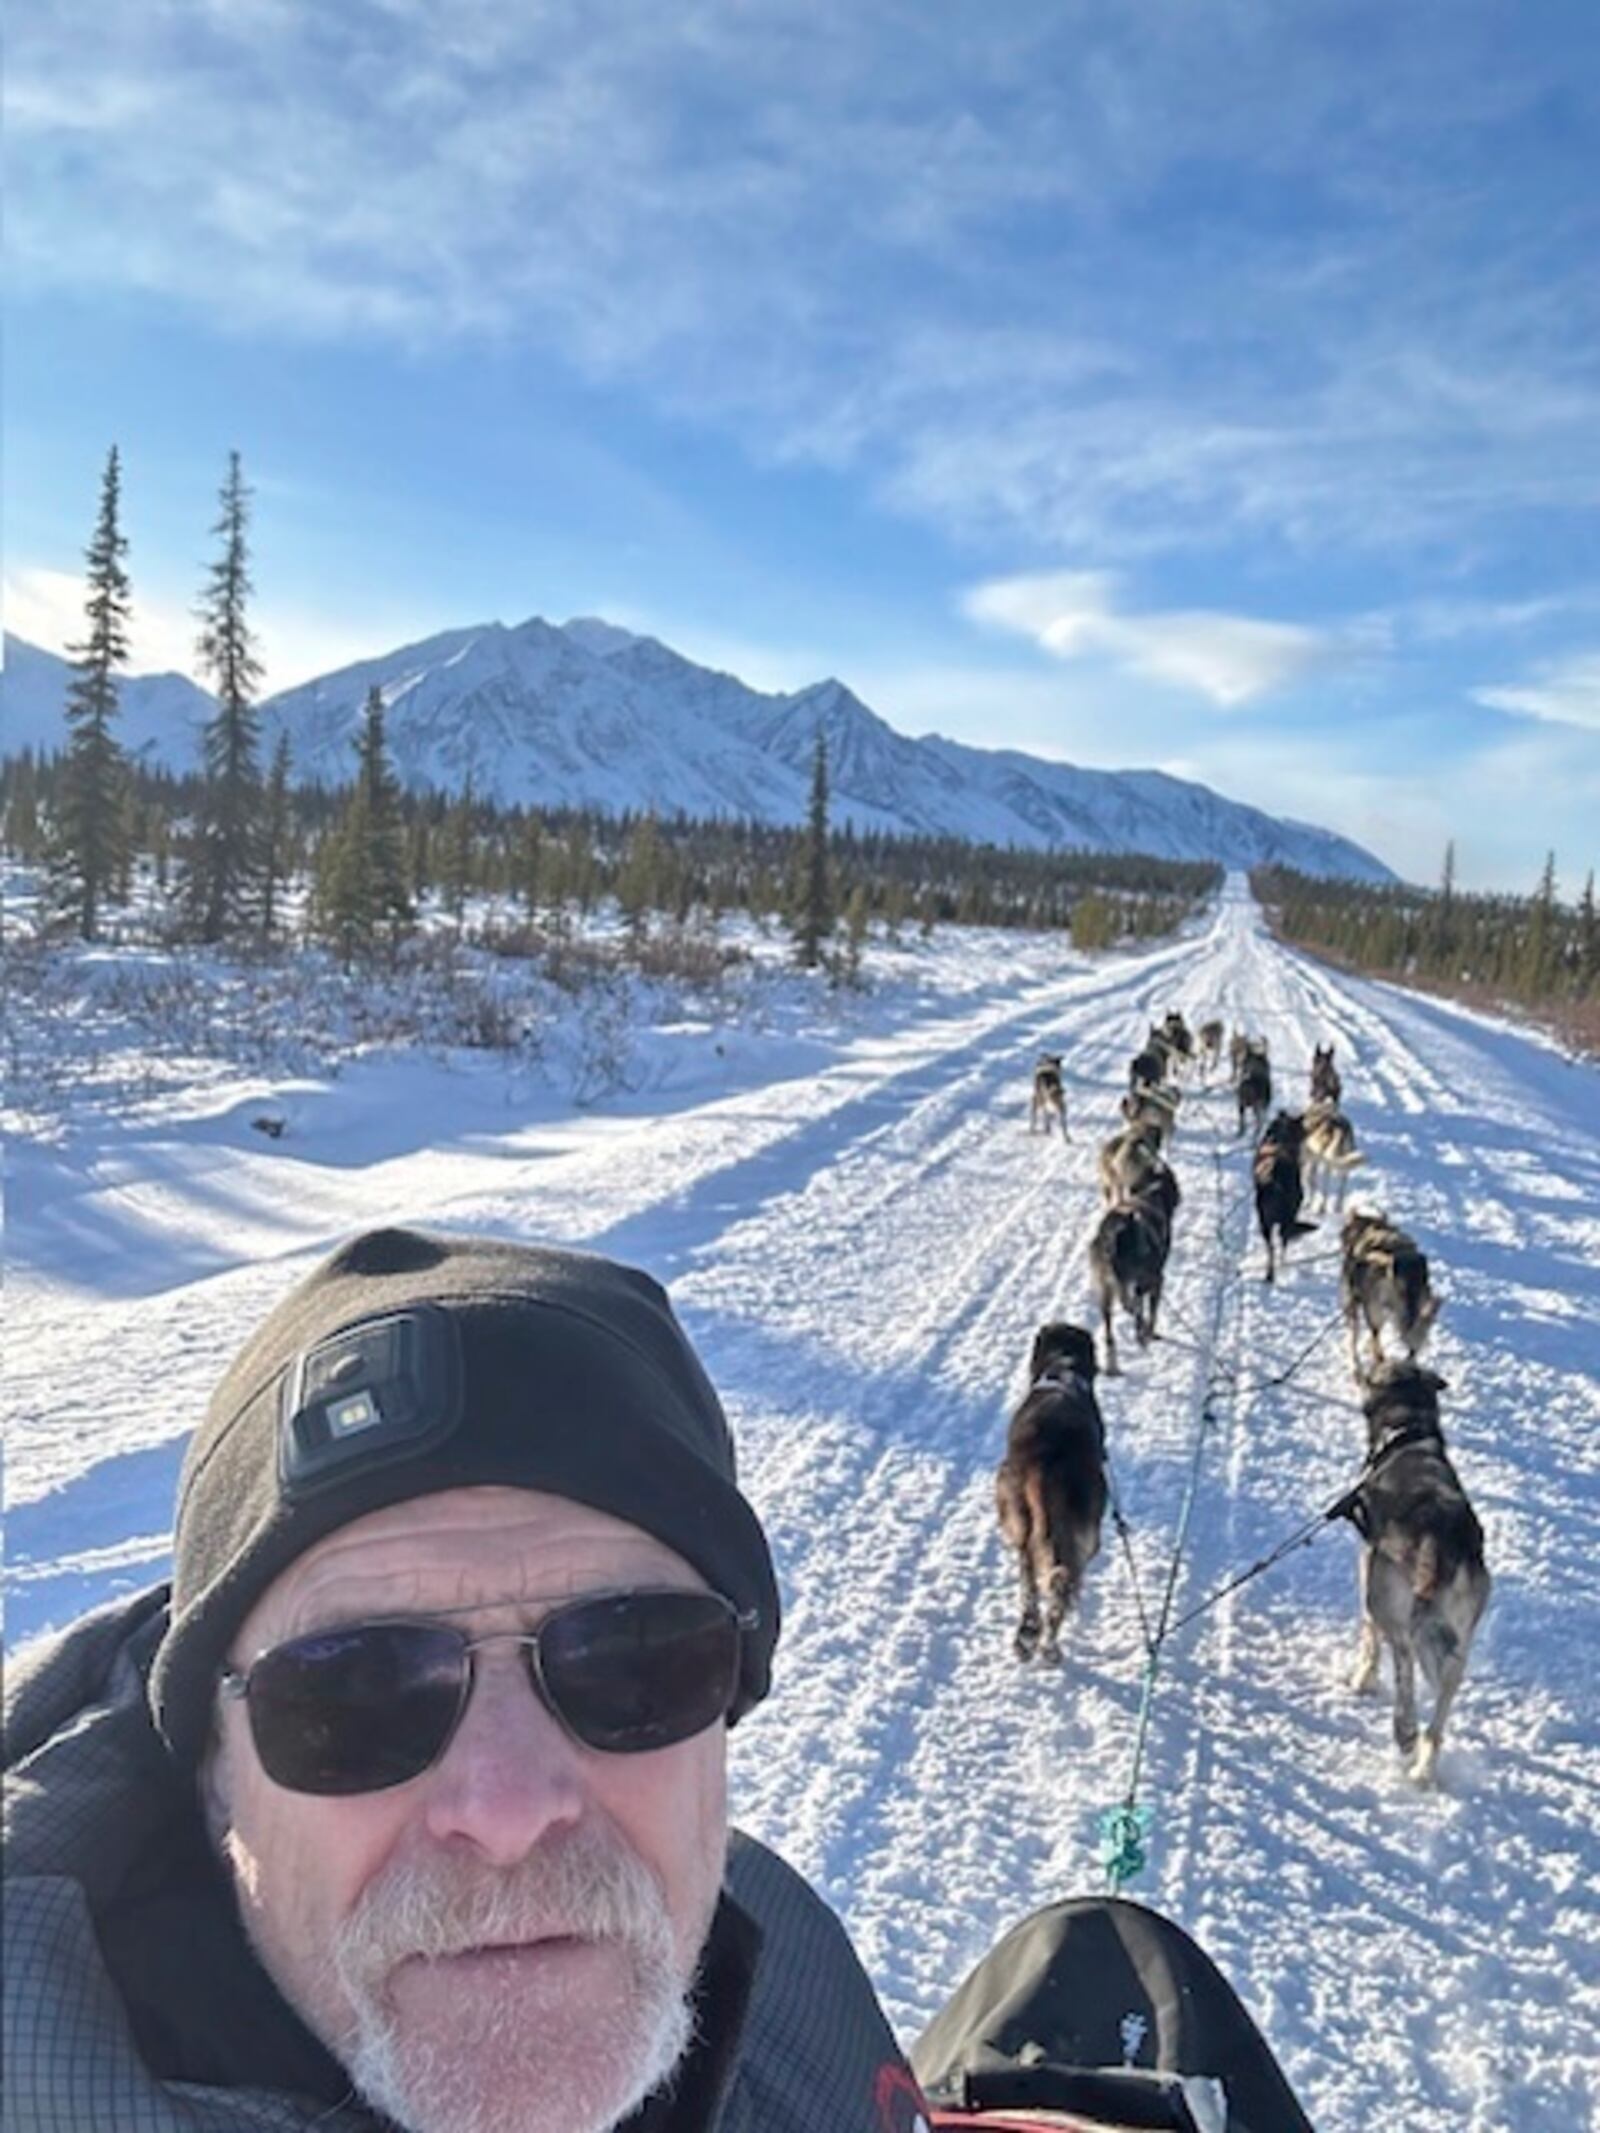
top-left (1310, 1042), bottom-right (1342, 1104)
top-left (1300, 1099), bottom-right (1364, 1211)
top-left (1346, 1362), bottom-right (1490, 1785)
top-left (1197, 1018), bottom-right (1225, 1078)
top-left (1030, 1052), bottom-right (1069, 1138)
top-left (1341, 1209), bottom-right (1439, 1376)
top-left (995, 1323), bottom-right (1107, 1663)
top-left (1098, 1123), bottom-right (1179, 1211)
top-left (1120, 1080), bottom-right (1179, 1150)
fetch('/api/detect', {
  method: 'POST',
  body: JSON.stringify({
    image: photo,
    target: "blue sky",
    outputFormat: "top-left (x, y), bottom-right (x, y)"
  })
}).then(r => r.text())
top-left (8, 0), bottom-right (1599, 891)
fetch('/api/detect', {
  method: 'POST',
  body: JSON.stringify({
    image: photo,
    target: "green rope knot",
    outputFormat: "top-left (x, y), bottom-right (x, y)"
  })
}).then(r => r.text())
top-left (1100, 1802), bottom-right (1151, 1891)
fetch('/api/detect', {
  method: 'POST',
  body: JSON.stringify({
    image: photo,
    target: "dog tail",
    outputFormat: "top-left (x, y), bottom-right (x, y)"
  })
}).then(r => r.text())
top-left (1023, 1469), bottom-right (1080, 1613)
top-left (1399, 1252), bottom-right (1436, 1334)
top-left (1286, 1217), bottom-right (1318, 1239)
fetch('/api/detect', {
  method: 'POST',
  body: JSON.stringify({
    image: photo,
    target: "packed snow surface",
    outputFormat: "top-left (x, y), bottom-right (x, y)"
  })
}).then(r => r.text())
top-left (7, 882), bottom-right (1597, 2129)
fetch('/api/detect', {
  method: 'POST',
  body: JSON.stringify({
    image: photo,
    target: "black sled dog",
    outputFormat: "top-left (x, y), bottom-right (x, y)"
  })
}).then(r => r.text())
top-left (1252, 1110), bottom-right (1316, 1282)
top-left (1088, 1174), bottom-right (1176, 1372)
top-left (1235, 1041), bottom-right (1272, 1137)
top-left (995, 1324), bottom-right (1107, 1664)
top-left (1345, 1362), bottom-right (1490, 1785)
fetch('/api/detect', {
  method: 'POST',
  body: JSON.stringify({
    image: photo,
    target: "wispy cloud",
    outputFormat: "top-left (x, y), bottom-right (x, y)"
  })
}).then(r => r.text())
top-left (4, 566), bottom-right (197, 676)
top-left (2, 564), bottom-right (423, 694)
top-left (962, 570), bottom-right (1335, 707)
top-left (1474, 653), bottom-right (1600, 733)
top-left (1384, 592), bottom-right (1600, 645)
top-left (10, 3), bottom-right (1600, 567)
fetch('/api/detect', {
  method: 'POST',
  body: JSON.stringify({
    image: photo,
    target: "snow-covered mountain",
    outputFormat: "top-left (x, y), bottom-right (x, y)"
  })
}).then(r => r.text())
top-left (1, 621), bottom-right (1394, 880)
top-left (1, 632), bottom-right (215, 769)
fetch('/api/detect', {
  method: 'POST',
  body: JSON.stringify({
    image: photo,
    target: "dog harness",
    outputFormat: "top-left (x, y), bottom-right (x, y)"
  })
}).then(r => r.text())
top-left (1332, 1419), bottom-right (1448, 1537)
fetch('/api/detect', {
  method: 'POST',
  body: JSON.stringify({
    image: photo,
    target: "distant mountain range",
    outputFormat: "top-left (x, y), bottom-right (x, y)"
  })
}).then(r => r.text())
top-left (1, 621), bottom-right (1394, 880)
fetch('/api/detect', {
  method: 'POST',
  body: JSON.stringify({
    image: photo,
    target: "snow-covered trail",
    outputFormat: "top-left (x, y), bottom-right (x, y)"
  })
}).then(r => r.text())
top-left (7, 887), bottom-right (1598, 2130)
top-left (695, 884), bottom-right (1600, 2133)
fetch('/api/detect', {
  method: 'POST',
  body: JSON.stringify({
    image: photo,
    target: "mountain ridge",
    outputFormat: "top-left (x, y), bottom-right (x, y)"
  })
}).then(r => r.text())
top-left (1, 620), bottom-right (1394, 880)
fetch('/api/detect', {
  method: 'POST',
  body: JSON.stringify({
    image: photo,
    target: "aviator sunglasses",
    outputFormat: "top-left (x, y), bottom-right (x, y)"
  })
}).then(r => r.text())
top-left (219, 1588), bottom-right (754, 1796)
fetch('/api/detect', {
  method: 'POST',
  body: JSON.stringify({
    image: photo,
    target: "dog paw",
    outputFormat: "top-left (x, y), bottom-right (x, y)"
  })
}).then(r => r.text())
top-left (1409, 1742), bottom-right (1439, 1787)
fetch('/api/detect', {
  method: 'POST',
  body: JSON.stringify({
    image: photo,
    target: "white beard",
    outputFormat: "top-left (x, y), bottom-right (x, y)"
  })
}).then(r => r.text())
top-left (326, 1829), bottom-right (703, 2133)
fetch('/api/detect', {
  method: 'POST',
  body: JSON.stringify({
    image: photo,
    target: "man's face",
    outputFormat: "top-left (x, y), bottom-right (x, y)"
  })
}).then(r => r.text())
top-left (207, 1486), bottom-right (730, 2133)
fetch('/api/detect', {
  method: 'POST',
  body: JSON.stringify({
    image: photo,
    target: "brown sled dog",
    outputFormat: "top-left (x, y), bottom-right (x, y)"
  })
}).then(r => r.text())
top-left (996, 1323), bottom-right (1107, 1663)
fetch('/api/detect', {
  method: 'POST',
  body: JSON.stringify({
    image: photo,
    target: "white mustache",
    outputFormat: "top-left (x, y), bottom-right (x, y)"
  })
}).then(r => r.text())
top-left (333, 1827), bottom-right (674, 1989)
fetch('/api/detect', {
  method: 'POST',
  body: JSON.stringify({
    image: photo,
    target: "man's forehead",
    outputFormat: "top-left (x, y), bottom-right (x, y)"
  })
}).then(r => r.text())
top-left (242, 1486), bottom-right (704, 1642)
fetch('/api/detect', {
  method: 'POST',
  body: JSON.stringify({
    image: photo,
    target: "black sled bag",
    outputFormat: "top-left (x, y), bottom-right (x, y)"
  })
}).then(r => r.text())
top-left (910, 1897), bottom-right (1315, 2133)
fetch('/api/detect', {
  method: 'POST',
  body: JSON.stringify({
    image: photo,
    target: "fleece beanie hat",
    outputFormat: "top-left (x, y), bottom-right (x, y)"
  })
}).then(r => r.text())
top-left (150, 1226), bottom-right (780, 1770)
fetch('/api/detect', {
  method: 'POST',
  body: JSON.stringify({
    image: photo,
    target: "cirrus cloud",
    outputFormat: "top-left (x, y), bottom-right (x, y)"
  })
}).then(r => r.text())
top-left (1473, 653), bottom-right (1600, 733)
top-left (962, 570), bottom-right (1337, 708)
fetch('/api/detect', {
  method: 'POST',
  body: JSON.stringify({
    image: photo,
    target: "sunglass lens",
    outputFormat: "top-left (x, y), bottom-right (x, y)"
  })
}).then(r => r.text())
top-left (246, 1623), bottom-right (466, 1795)
top-left (539, 1592), bottom-right (741, 1753)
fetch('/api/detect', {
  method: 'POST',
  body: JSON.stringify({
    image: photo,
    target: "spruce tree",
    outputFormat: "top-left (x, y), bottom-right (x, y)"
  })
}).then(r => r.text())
top-left (1434, 839), bottom-right (1457, 973)
top-left (113, 779), bottom-right (139, 908)
top-left (842, 882), bottom-right (870, 986)
top-left (260, 732), bottom-right (293, 942)
top-left (1523, 851), bottom-right (1557, 999)
top-left (53, 445), bottom-right (132, 939)
top-left (519, 813), bottom-right (544, 918)
top-left (617, 812), bottom-right (662, 941)
top-left (187, 451), bottom-right (265, 942)
top-left (438, 781), bottom-right (475, 935)
top-left (3, 754), bottom-right (44, 861)
top-left (408, 816), bottom-right (431, 907)
top-left (1578, 870), bottom-right (1598, 997)
top-left (324, 687), bottom-right (413, 957)
top-left (793, 730), bottom-right (834, 968)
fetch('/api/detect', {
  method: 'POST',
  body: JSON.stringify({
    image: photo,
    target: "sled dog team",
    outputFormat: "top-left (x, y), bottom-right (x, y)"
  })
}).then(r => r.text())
top-left (1003, 1019), bottom-right (1490, 1786)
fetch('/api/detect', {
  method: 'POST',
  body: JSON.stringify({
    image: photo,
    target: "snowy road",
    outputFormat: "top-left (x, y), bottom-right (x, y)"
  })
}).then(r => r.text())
top-left (8, 884), bottom-right (1599, 2129)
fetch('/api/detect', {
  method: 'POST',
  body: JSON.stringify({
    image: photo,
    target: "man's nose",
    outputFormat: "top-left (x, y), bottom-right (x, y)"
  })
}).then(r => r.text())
top-left (418, 1646), bottom-right (587, 1863)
